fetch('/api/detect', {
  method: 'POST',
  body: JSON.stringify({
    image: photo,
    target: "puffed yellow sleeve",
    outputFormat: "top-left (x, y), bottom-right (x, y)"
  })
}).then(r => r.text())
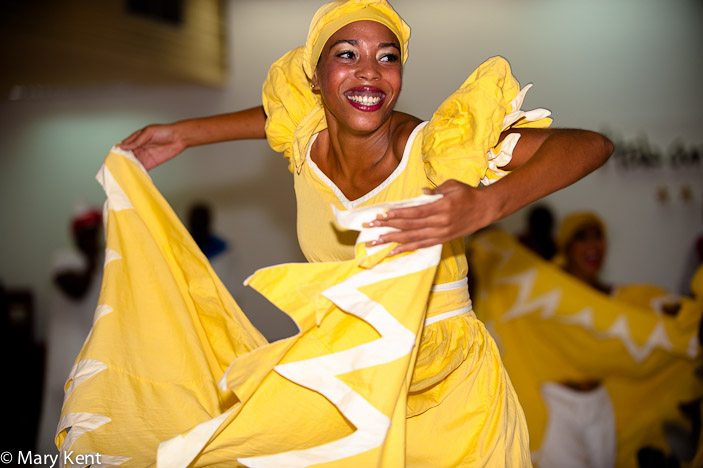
top-left (421, 56), bottom-right (552, 187)
top-left (262, 46), bottom-right (328, 173)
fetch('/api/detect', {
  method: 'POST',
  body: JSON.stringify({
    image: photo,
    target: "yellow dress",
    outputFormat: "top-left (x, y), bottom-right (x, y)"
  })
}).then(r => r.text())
top-left (58, 52), bottom-right (550, 467)
top-left (263, 47), bottom-right (552, 466)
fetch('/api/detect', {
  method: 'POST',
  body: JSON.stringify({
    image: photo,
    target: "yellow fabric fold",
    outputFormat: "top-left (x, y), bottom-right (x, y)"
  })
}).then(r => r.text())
top-left (59, 147), bottom-right (461, 467)
top-left (469, 229), bottom-right (702, 467)
top-left (262, 47), bottom-right (327, 174)
top-left (57, 148), bottom-right (267, 465)
top-left (422, 56), bottom-right (552, 187)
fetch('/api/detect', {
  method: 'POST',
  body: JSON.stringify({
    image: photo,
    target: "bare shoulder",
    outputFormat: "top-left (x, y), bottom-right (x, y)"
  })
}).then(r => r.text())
top-left (391, 112), bottom-right (423, 159)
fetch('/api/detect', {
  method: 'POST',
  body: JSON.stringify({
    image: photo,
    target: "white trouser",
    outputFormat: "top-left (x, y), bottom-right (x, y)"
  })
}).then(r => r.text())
top-left (534, 382), bottom-right (616, 468)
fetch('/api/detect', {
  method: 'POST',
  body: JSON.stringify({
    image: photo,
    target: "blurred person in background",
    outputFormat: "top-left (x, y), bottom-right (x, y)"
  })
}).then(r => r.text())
top-left (36, 206), bottom-right (103, 453)
top-left (187, 201), bottom-right (235, 294)
top-left (469, 211), bottom-right (702, 467)
top-left (554, 211), bottom-right (610, 293)
top-left (518, 204), bottom-right (557, 261)
top-left (537, 212), bottom-right (615, 468)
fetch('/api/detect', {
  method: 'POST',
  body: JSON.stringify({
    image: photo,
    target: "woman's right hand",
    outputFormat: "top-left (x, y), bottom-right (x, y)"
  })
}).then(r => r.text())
top-left (119, 123), bottom-right (187, 170)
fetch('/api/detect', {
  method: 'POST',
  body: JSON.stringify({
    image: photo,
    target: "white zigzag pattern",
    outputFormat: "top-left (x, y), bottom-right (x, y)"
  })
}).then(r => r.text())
top-left (473, 235), bottom-right (514, 273)
top-left (157, 409), bottom-right (235, 468)
top-left (104, 248), bottom-right (122, 267)
top-left (238, 245), bottom-right (442, 467)
top-left (495, 258), bottom-right (674, 362)
top-left (497, 269), bottom-right (562, 322)
top-left (64, 360), bottom-right (108, 402)
top-left (58, 413), bottom-right (131, 467)
top-left (96, 165), bottom-right (133, 213)
top-left (58, 154), bottom-right (137, 467)
top-left (601, 316), bottom-right (672, 362)
top-left (155, 195), bottom-right (442, 468)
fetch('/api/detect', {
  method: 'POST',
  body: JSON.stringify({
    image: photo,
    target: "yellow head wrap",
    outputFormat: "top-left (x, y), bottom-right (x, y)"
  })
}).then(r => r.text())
top-left (553, 211), bottom-right (606, 267)
top-left (263, 0), bottom-right (411, 174)
top-left (302, 0), bottom-right (411, 79)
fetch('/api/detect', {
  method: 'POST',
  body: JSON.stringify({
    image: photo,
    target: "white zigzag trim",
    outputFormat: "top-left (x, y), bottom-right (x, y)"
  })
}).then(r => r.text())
top-left (96, 165), bottom-right (134, 212)
top-left (481, 133), bottom-right (521, 186)
top-left (64, 360), bottom-right (108, 401)
top-left (94, 305), bottom-right (114, 324)
top-left (472, 236), bottom-right (514, 273)
top-left (108, 145), bottom-right (151, 177)
top-left (556, 307), bottom-right (594, 328)
top-left (57, 412), bottom-right (111, 453)
top-left (496, 264), bottom-right (677, 362)
top-left (497, 269), bottom-right (562, 322)
top-left (332, 193), bottom-right (443, 256)
top-left (238, 245), bottom-right (442, 467)
top-left (602, 316), bottom-right (672, 362)
top-left (104, 248), bottom-right (122, 266)
top-left (158, 195), bottom-right (441, 467)
top-left (81, 305), bottom-right (114, 343)
top-left (57, 415), bottom-right (130, 467)
top-left (157, 409), bottom-right (235, 468)
top-left (501, 84), bottom-right (552, 131)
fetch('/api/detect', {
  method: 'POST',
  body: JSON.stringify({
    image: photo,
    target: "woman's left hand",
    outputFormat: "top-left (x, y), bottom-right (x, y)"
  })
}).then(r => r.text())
top-left (366, 179), bottom-right (495, 255)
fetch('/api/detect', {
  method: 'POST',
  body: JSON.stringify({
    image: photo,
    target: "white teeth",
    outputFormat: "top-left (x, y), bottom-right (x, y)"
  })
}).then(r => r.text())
top-left (348, 95), bottom-right (382, 106)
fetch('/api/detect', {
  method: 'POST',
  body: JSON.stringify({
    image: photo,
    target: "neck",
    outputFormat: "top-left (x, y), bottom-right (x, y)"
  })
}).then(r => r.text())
top-left (323, 112), bottom-right (396, 177)
top-left (565, 265), bottom-right (608, 293)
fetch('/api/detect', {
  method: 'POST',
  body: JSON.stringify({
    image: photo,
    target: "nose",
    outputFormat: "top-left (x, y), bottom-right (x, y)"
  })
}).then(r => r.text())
top-left (355, 54), bottom-right (381, 81)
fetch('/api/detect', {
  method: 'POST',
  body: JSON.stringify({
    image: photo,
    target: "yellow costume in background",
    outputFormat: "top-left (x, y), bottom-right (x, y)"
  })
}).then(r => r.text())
top-left (59, 0), bottom-right (556, 465)
top-left (468, 229), bottom-right (702, 467)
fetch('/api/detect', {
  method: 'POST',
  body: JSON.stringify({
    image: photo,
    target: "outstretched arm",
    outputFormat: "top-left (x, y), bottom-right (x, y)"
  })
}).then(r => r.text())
top-left (119, 106), bottom-right (267, 170)
top-left (367, 128), bottom-right (614, 254)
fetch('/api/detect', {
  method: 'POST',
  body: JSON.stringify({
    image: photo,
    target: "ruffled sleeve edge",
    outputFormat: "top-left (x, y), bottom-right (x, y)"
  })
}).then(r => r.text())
top-left (481, 83), bottom-right (552, 185)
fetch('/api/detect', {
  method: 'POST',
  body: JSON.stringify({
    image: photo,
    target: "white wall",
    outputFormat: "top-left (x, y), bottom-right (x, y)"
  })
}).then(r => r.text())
top-left (1, 0), bottom-right (701, 342)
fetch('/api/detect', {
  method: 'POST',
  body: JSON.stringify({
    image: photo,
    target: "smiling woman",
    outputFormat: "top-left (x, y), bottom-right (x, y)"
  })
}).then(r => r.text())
top-left (313, 21), bottom-right (402, 127)
top-left (86, 0), bottom-right (616, 466)
top-left (555, 211), bottom-right (610, 293)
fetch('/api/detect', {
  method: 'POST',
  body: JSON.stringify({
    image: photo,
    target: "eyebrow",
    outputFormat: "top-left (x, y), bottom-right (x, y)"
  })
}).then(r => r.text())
top-left (330, 39), bottom-right (400, 51)
top-left (379, 42), bottom-right (400, 51)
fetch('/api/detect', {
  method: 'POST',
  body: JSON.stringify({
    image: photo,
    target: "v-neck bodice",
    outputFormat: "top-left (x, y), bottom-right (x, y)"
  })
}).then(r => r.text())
top-left (305, 122), bottom-right (427, 210)
top-left (295, 122), bottom-right (429, 263)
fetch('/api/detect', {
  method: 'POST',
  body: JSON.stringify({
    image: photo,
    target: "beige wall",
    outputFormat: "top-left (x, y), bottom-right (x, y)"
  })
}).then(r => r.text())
top-left (1, 0), bottom-right (701, 341)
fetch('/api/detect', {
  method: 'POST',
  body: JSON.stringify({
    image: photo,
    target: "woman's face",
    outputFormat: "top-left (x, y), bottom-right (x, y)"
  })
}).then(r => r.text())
top-left (565, 224), bottom-right (607, 283)
top-left (313, 20), bottom-right (402, 133)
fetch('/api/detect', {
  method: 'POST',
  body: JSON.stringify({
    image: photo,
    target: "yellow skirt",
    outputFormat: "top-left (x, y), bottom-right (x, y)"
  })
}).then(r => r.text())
top-left (58, 148), bottom-right (530, 467)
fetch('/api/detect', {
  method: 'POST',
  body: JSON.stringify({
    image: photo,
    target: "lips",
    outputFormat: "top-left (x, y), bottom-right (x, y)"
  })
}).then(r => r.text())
top-left (580, 250), bottom-right (603, 270)
top-left (344, 86), bottom-right (386, 111)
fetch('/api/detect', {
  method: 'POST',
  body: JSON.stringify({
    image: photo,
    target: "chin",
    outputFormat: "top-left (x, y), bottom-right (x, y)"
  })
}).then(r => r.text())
top-left (352, 111), bottom-right (393, 130)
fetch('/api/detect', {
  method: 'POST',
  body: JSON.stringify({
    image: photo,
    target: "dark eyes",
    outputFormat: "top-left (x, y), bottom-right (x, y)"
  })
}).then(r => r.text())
top-left (335, 50), bottom-right (399, 63)
top-left (573, 227), bottom-right (604, 242)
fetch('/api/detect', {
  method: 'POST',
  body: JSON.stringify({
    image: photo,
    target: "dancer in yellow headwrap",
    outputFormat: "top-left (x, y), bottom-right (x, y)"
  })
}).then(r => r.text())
top-left (62, 0), bottom-right (614, 466)
top-left (468, 214), bottom-right (702, 467)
